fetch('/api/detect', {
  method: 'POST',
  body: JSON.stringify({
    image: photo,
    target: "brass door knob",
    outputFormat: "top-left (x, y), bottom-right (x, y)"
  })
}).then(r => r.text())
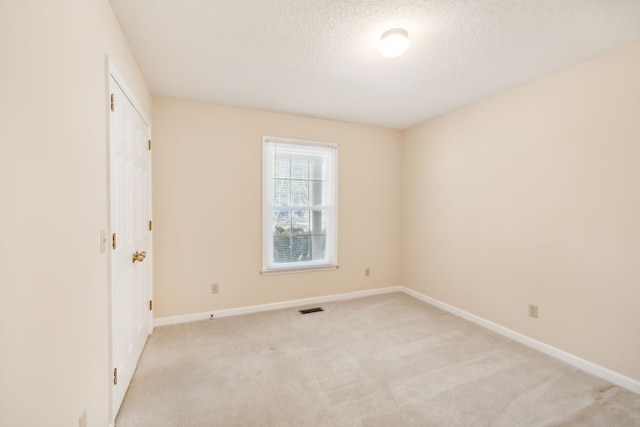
top-left (132, 251), bottom-right (146, 263)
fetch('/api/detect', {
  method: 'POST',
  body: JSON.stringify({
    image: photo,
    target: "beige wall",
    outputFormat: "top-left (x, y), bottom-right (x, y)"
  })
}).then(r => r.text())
top-left (402, 41), bottom-right (640, 382)
top-left (0, 1), bottom-right (151, 426)
top-left (152, 98), bottom-right (402, 318)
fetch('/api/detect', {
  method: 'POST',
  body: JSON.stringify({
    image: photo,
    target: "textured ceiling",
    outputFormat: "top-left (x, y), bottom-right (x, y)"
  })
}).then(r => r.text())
top-left (109, 0), bottom-right (640, 129)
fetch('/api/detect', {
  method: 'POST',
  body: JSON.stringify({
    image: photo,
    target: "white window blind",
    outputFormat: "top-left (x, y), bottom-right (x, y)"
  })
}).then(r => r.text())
top-left (262, 137), bottom-right (338, 274)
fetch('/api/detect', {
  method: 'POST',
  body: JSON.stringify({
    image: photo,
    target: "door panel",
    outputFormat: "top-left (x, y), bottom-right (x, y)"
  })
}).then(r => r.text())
top-left (110, 75), bottom-right (152, 418)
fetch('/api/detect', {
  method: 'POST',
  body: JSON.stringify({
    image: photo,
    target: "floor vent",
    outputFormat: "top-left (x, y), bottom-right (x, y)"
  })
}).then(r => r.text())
top-left (299, 307), bottom-right (324, 315)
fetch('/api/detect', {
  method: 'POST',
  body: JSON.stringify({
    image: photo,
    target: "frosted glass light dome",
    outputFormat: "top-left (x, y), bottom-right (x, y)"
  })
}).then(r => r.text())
top-left (379, 28), bottom-right (409, 58)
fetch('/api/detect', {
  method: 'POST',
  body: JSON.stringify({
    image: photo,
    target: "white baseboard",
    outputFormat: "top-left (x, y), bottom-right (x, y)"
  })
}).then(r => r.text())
top-left (400, 286), bottom-right (640, 395)
top-left (154, 311), bottom-right (212, 327)
top-left (153, 286), bottom-right (402, 327)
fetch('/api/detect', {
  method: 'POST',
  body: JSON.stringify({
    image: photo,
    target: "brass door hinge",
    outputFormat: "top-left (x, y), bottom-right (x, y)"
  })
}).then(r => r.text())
top-left (149, 300), bottom-right (153, 311)
top-left (112, 233), bottom-right (117, 249)
top-left (148, 220), bottom-right (153, 231)
top-left (148, 139), bottom-right (152, 150)
top-left (113, 368), bottom-right (118, 385)
top-left (110, 94), bottom-right (115, 112)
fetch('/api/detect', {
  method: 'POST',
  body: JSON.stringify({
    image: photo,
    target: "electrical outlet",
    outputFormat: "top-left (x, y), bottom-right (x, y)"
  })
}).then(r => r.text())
top-left (364, 268), bottom-right (370, 277)
top-left (211, 283), bottom-right (219, 294)
top-left (528, 304), bottom-right (538, 319)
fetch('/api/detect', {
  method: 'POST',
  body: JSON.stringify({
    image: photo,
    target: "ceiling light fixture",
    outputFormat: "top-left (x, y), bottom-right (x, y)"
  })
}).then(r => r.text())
top-left (378, 28), bottom-right (409, 58)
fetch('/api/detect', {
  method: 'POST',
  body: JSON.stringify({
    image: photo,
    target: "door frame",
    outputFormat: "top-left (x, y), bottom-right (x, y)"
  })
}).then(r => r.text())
top-left (106, 57), bottom-right (153, 423)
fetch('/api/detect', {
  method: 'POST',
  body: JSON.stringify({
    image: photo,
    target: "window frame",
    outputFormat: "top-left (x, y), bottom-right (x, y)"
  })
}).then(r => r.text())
top-left (261, 136), bottom-right (338, 275)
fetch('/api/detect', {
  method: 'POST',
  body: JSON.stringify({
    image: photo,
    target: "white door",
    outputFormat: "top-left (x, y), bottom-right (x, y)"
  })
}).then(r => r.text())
top-left (110, 74), bottom-right (153, 417)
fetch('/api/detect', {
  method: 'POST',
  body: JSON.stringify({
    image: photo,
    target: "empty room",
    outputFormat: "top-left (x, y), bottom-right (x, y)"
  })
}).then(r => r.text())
top-left (2, 0), bottom-right (640, 426)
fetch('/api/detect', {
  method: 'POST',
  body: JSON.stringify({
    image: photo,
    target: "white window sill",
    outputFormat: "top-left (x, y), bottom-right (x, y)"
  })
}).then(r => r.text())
top-left (260, 264), bottom-right (339, 276)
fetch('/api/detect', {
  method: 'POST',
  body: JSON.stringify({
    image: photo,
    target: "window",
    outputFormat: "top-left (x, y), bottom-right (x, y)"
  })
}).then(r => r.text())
top-left (262, 137), bottom-right (338, 274)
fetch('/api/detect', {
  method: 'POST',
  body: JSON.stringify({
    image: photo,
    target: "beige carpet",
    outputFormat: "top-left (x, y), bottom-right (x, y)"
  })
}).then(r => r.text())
top-left (116, 293), bottom-right (640, 426)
